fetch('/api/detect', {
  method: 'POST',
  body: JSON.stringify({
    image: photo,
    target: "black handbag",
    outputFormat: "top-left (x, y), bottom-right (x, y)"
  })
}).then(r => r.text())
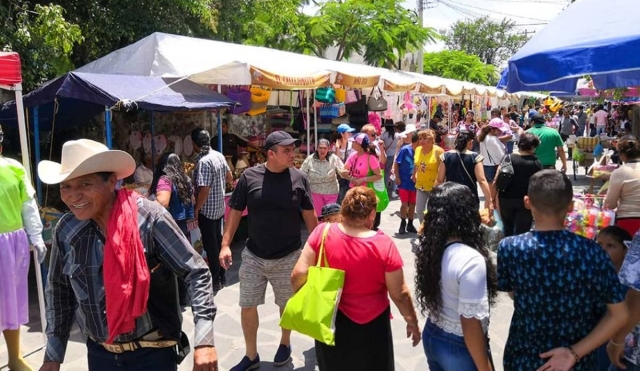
top-left (495, 154), bottom-right (514, 192)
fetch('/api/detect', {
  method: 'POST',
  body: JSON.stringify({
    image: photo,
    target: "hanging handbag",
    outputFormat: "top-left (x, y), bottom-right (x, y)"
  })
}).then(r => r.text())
top-left (226, 86), bottom-right (251, 115)
top-left (280, 223), bottom-right (345, 346)
top-left (315, 87), bottom-right (336, 103)
top-left (494, 154), bottom-right (514, 193)
top-left (367, 87), bottom-right (388, 112)
top-left (334, 88), bottom-right (347, 103)
top-left (345, 90), bottom-right (358, 104)
top-left (367, 156), bottom-right (389, 212)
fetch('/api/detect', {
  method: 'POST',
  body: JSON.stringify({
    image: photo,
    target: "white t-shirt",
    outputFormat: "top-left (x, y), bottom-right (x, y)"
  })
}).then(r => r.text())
top-left (479, 135), bottom-right (506, 166)
top-left (429, 242), bottom-right (490, 336)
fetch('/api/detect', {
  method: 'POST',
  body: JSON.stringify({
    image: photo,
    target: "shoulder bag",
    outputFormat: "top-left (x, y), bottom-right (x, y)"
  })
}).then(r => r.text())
top-left (367, 86), bottom-right (388, 112)
top-left (495, 154), bottom-right (514, 193)
top-left (280, 223), bottom-right (345, 345)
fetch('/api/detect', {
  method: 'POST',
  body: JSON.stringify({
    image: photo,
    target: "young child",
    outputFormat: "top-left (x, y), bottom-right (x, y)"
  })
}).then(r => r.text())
top-left (320, 203), bottom-right (342, 223)
top-left (595, 226), bottom-right (633, 370)
top-left (599, 227), bottom-right (640, 371)
top-left (497, 170), bottom-right (628, 371)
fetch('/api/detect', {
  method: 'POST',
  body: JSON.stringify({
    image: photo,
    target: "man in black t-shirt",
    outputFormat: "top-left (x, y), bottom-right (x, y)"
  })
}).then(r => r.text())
top-left (219, 131), bottom-right (318, 371)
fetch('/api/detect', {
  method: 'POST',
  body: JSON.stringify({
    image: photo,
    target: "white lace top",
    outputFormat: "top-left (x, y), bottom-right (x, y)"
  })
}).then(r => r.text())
top-left (429, 242), bottom-right (490, 337)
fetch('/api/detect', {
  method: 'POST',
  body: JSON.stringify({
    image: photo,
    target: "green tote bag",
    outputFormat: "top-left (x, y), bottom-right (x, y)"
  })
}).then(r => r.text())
top-left (280, 223), bottom-right (345, 346)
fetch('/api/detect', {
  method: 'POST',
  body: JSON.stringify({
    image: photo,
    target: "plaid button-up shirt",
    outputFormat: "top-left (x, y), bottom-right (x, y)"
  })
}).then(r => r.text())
top-left (44, 197), bottom-right (216, 363)
top-left (194, 149), bottom-right (229, 220)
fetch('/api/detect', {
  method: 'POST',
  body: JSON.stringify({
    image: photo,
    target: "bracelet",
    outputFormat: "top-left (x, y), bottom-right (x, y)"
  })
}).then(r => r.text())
top-left (567, 346), bottom-right (580, 363)
top-left (609, 339), bottom-right (625, 347)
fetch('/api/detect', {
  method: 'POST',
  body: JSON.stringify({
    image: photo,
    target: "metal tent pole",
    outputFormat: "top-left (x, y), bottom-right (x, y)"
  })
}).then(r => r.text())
top-left (105, 106), bottom-right (113, 149)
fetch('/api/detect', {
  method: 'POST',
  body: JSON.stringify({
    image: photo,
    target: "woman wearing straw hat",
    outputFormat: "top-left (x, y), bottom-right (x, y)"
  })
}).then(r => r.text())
top-left (37, 139), bottom-right (218, 371)
top-left (0, 124), bottom-right (46, 371)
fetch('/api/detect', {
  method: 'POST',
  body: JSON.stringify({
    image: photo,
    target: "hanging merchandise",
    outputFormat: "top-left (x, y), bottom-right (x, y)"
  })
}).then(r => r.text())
top-left (334, 87), bottom-right (347, 103)
top-left (248, 86), bottom-right (271, 116)
top-left (278, 91), bottom-right (300, 107)
top-left (345, 90), bottom-right (358, 104)
top-left (565, 195), bottom-right (616, 239)
top-left (367, 86), bottom-right (388, 112)
top-left (319, 103), bottom-right (346, 118)
top-left (227, 86), bottom-right (252, 114)
top-left (315, 87), bottom-right (336, 103)
top-left (368, 112), bottom-right (381, 133)
top-left (167, 135), bottom-right (183, 156)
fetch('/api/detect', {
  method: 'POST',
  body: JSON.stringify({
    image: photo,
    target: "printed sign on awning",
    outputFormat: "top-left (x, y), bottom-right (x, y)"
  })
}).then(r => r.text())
top-left (383, 80), bottom-right (417, 92)
top-left (334, 73), bottom-right (380, 88)
top-left (250, 66), bottom-right (330, 90)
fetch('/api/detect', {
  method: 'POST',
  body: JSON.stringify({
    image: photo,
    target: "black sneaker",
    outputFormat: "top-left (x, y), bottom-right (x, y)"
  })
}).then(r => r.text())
top-left (398, 220), bottom-right (407, 234)
top-left (406, 222), bottom-right (418, 234)
top-left (230, 355), bottom-right (260, 371)
top-left (273, 344), bottom-right (292, 367)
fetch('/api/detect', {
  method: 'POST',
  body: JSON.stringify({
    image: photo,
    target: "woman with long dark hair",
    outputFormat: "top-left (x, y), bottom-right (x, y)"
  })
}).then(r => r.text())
top-left (436, 131), bottom-right (493, 210)
top-left (149, 152), bottom-right (195, 238)
top-left (605, 136), bottom-right (640, 236)
top-left (416, 182), bottom-right (498, 371)
top-left (149, 152), bottom-right (195, 308)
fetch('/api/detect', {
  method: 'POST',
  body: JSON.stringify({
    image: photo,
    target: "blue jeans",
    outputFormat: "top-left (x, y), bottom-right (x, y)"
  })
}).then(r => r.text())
top-left (484, 165), bottom-right (498, 183)
top-left (506, 141), bottom-right (514, 154)
top-left (423, 320), bottom-right (487, 371)
top-left (87, 338), bottom-right (177, 371)
top-left (609, 359), bottom-right (640, 371)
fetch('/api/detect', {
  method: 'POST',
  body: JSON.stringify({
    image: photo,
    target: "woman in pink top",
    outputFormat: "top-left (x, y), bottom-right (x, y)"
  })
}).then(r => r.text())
top-left (341, 132), bottom-right (383, 187)
top-left (291, 187), bottom-right (421, 371)
top-left (594, 105), bottom-right (609, 136)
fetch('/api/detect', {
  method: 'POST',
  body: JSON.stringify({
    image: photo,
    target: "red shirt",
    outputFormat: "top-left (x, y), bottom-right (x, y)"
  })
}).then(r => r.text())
top-left (308, 223), bottom-right (403, 324)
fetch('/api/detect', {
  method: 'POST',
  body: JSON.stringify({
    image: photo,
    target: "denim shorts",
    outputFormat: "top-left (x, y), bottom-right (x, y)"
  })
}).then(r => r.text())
top-left (423, 320), bottom-right (491, 371)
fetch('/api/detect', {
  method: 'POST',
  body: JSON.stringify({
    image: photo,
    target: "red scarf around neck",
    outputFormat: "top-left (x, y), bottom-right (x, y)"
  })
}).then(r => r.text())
top-left (104, 189), bottom-right (150, 343)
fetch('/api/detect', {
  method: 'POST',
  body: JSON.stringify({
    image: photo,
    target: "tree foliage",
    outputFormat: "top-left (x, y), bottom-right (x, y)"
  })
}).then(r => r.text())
top-left (305, 0), bottom-right (439, 68)
top-left (444, 16), bottom-right (528, 66)
top-left (0, 2), bottom-right (83, 90)
top-left (423, 50), bottom-right (497, 86)
top-left (1, 0), bottom-right (218, 91)
top-left (214, 0), bottom-right (439, 70)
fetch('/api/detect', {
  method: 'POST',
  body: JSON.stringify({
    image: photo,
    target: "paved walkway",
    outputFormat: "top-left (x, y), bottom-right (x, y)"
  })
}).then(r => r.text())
top-left (1, 158), bottom-right (597, 371)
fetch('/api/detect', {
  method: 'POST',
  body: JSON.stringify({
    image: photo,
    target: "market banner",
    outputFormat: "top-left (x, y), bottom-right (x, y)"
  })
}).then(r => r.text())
top-left (418, 83), bottom-right (444, 95)
top-left (334, 73), bottom-right (380, 88)
top-left (250, 66), bottom-right (330, 90)
top-left (383, 80), bottom-right (418, 92)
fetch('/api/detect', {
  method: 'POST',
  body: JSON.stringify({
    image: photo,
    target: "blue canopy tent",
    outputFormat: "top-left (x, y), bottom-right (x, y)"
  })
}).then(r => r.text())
top-left (501, 0), bottom-right (640, 93)
top-left (0, 71), bottom-right (235, 200)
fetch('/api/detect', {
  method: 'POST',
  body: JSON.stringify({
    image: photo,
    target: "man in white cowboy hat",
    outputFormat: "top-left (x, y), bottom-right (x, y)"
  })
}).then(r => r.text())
top-left (38, 139), bottom-right (218, 371)
top-left (0, 123), bottom-right (46, 371)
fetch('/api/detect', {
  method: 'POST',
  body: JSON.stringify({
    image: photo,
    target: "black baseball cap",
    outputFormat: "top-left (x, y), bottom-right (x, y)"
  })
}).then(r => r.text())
top-left (263, 131), bottom-right (301, 151)
top-left (320, 203), bottom-right (341, 218)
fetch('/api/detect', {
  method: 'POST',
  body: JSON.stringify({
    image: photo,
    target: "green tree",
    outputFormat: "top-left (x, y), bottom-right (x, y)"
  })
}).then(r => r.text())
top-left (305, 0), bottom-right (439, 69)
top-left (444, 16), bottom-right (528, 66)
top-left (423, 50), bottom-right (498, 85)
top-left (1, 2), bottom-right (83, 90)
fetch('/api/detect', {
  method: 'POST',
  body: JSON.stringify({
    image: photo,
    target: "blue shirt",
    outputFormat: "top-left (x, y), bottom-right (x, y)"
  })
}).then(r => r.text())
top-left (498, 230), bottom-right (626, 370)
top-left (395, 144), bottom-right (416, 191)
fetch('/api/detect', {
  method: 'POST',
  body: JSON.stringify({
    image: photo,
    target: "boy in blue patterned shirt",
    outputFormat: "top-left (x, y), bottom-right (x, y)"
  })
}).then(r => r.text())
top-left (497, 170), bottom-right (628, 370)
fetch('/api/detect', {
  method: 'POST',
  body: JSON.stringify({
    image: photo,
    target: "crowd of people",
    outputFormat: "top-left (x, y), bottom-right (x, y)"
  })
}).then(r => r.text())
top-left (0, 98), bottom-right (640, 371)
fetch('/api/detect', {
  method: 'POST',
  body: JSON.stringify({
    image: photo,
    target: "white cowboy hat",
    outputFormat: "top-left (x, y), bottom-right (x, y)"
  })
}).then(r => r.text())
top-left (399, 124), bottom-right (418, 138)
top-left (38, 139), bottom-right (136, 184)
